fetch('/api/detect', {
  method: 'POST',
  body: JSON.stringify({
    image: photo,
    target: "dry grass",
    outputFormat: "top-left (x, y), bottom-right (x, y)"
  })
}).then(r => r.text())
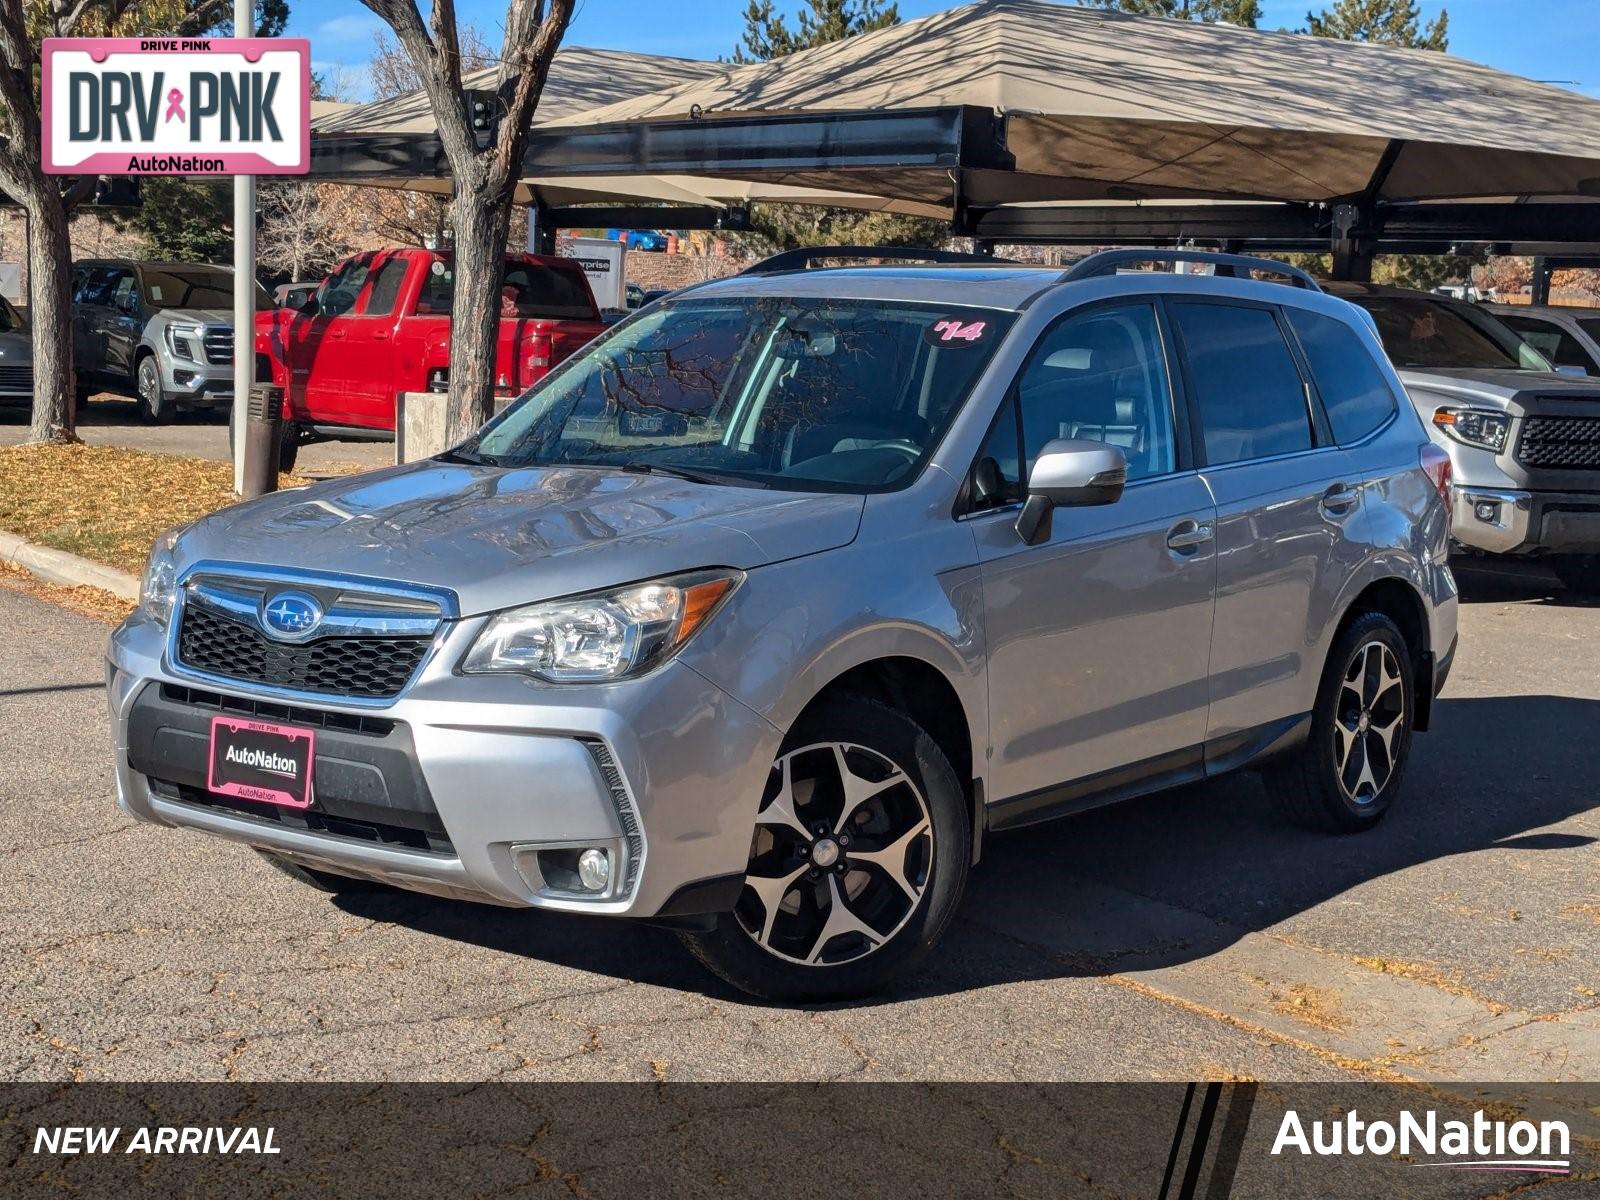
top-left (0, 443), bottom-right (306, 577)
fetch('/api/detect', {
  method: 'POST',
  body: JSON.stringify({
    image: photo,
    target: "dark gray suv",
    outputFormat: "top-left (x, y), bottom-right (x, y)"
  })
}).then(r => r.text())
top-left (109, 251), bottom-right (1459, 1000)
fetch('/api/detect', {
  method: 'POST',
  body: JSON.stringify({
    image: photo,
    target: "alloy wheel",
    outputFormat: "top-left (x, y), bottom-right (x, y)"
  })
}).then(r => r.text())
top-left (138, 360), bottom-right (160, 416)
top-left (1333, 640), bottom-right (1406, 805)
top-left (737, 741), bottom-right (934, 966)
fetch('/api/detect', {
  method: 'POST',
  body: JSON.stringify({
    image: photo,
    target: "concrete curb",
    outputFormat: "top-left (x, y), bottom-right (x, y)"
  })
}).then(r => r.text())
top-left (0, 529), bottom-right (140, 602)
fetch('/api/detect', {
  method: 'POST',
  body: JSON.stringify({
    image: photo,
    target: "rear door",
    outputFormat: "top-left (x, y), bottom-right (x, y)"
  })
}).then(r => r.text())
top-left (103, 268), bottom-right (142, 385)
top-left (972, 299), bottom-right (1218, 814)
top-left (73, 267), bottom-right (119, 383)
top-left (1168, 299), bottom-right (1368, 754)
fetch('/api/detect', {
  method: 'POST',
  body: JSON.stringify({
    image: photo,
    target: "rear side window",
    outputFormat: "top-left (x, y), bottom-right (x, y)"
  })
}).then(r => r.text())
top-left (1172, 302), bottom-right (1312, 465)
top-left (1285, 308), bottom-right (1398, 443)
top-left (419, 261), bottom-right (597, 320)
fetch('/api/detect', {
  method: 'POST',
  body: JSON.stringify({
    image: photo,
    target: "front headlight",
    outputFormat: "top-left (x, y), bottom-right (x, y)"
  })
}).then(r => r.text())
top-left (165, 323), bottom-right (202, 361)
top-left (1432, 407), bottom-right (1510, 453)
top-left (140, 525), bottom-right (183, 626)
top-left (461, 569), bottom-right (741, 683)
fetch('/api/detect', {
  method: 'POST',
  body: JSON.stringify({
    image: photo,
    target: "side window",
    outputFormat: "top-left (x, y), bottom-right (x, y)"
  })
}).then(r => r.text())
top-left (79, 268), bottom-right (119, 306)
top-left (418, 260), bottom-right (453, 316)
top-left (363, 257), bottom-right (409, 317)
top-left (317, 257), bottom-right (372, 317)
top-left (1498, 314), bottom-right (1596, 374)
top-left (1285, 308), bottom-right (1398, 444)
top-left (108, 271), bottom-right (138, 312)
top-left (970, 396), bottom-right (1022, 511)
top-left (1172, 302), bottom-right (1312, 465)
top-left (1012, 303), bottom-right (1177, 482)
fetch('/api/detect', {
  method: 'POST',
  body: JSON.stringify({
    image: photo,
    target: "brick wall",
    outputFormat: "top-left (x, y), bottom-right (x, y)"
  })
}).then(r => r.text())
top-left (624, 248), bottom-right (747, 292)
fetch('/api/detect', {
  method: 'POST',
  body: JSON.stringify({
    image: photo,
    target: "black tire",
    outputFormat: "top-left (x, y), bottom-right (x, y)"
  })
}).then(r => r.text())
top-left (1553, 555), bottom-right (1600, 596)
top-left (135, 355), bottom-right (175, 423)
top-left (1264, 611), bottom-right (1416, 833)
top-left (680, 696), bottom-right (971, 1002)
top-left (255, 850), bottom-right (392, 895)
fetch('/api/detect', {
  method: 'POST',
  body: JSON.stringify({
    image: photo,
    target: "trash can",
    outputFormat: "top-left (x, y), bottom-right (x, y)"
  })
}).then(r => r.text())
top-left (242, 383), bottom-right (285, 499)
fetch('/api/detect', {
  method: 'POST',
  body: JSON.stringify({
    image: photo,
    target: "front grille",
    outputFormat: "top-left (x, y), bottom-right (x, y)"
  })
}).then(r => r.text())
top-left (0, 364), bottom-right (31, 391)
top-left (1517, 415), bottom-right (1600, 470)
top-left (202, 328), bottom-right (233, 366)
top-left (176, 603), bottom-right (431, 699)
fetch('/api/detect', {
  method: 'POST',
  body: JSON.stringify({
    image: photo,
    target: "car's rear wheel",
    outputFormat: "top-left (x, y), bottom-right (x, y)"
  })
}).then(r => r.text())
top-left (1553, 555), bottom-right (1600, 596)
top-left (680, 696), bottom-right (970, 1001)
top-left (135, 356), bottom-right (175, 424)
top-left (1264, 611), bottom-right (1415, 833)
top-left (255, 849), bottom-right (392, 895)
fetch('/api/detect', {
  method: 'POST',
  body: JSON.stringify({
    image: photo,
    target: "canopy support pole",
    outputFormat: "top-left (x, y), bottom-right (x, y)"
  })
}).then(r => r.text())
top-left (527, 198), bottom-right (556, 255)
top-left (1531, 257), bottom-right (1553, 305)
top-left (231, 0), bottom-right (258, 496)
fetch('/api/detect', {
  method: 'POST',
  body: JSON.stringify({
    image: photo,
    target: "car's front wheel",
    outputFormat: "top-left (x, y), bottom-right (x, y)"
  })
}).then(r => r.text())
top-left (1264, 611), bottom-right (1416, 832)
top-left (135, 356), bottom-right (175, 423)
top-left (680, 697), bottom-right (970, 1002)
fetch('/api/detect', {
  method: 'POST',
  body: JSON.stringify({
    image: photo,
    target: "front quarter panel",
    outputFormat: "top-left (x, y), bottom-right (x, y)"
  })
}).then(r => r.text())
top-left (678, 481), bottom-right (988, 778)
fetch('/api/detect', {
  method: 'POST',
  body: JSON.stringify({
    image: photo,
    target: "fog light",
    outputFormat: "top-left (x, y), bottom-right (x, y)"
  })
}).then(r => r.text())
top-left (577, 848), bottom-right (611, 892)
top-left (1474, 500), bottom-right (1500, 523)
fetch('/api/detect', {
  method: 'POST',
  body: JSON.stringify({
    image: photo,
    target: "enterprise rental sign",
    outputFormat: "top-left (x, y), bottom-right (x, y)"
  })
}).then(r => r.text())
top-left (42, 38), bottom-right (310, 175)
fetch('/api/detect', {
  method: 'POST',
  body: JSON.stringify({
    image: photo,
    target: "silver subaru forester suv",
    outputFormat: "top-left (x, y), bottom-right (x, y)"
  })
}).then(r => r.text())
top-left (109, 250), bottom-right (1459, 1000)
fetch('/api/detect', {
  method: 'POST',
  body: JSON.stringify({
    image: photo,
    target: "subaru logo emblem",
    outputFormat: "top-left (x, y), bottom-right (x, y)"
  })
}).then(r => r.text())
top-left (260, 591), bottom-right (322, 640)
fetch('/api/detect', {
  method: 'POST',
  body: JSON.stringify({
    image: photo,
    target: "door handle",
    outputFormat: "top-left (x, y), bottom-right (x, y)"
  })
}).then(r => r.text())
top-left (371, 331), bottom-right (389, 342)
top-left (1166, 519), bottom-right (1214, 551)
top-left (328, 328), bottom-right (346, 340)
top-left (1321, 484), bottom-right (1360, 516)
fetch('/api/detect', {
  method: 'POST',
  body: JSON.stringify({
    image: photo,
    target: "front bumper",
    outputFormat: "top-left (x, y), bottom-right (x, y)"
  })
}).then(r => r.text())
top-left (1449, 486), bottom-right (1600, 556)
top-left (161, 355), bottom-right (233, 403)
top-left (107, 610), bottom-right (781, 918)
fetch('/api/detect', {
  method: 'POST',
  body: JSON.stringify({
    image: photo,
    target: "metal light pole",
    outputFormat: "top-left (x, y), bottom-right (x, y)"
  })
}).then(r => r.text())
top-left (230, 0), bottom-right (256, 495)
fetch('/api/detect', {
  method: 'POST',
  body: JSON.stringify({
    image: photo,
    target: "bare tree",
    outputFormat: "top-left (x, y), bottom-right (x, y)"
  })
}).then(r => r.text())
top-left (360, 0), bottom-right (574, 441)
top-left (258, 182), bottom-right (354, 282)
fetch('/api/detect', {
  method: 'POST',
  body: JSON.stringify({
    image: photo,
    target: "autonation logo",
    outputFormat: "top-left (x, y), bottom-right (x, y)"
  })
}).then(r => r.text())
top-left (1272, 1109), bottom-right (1571, 1174)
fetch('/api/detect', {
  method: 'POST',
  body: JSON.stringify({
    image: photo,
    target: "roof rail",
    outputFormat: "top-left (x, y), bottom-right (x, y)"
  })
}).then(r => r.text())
top-left (743, 245), bottom-right (1016, 275)
top-left (1060, 249), bottom-right (1323, 292)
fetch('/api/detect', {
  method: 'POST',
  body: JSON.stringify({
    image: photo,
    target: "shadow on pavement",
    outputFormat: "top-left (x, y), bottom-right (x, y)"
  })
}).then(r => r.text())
top-left (335, 690), bottom-right (1600, 1006)
top-left (1452, 556), bottom-right (1598, 609)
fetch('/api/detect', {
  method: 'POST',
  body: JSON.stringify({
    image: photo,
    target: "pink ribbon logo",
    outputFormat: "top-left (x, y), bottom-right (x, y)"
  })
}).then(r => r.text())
top-left (164, 88), bottom-right (185, 123)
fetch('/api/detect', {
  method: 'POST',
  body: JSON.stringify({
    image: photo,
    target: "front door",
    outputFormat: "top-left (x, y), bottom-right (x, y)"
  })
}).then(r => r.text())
top-left (972, 300), bottom-right (1218, 815)
top-left (294, 254), bottom-right (375, 424)
top-left (103, 269), bottom-right (141, 385)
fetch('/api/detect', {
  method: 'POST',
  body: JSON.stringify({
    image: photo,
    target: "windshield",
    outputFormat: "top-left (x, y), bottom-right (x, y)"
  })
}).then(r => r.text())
top-left (142, 267), bottom-right (272, 312)
top-left (464, 296), bottom-right (1016, 492)
top-left (1349, 295), bottom-right (1550, 371)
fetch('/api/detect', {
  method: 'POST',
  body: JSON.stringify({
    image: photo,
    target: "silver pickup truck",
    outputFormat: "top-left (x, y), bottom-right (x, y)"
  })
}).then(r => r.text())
top-left (1329, 282), bottom-right (1600, 594)
top-left (71, 259), bottom-right (271, 422)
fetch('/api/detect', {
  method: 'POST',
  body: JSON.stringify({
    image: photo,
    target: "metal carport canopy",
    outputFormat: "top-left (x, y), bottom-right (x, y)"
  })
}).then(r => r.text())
top-left (308, 0), bottom-right (1600, 254)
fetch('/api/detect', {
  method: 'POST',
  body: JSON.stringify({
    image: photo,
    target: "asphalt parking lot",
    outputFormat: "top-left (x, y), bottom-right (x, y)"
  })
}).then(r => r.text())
top-left (0, 396), bottom-right (394, 476)
top-left (1, 561), bottom-right (1596, 1084)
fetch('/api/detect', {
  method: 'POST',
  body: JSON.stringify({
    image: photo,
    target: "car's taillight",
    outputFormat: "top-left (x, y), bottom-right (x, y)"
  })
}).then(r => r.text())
top-left (1420, 443), bottom-right (1452, 505)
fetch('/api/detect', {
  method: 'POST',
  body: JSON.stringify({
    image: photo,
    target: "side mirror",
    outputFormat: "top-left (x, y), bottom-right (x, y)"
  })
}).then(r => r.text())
top-left (118, 292), bottom-right (138, 315)
top-left (1015, 439), bottom-right (1127, 546)
top-left (298, 295), bottom-right (320, 315)
top-left (1555, 364), bottom-right (1590, 378)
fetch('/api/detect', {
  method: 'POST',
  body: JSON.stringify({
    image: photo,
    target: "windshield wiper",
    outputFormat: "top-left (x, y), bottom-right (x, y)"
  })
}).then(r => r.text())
top-left (620, 461), bottom-right (761, 488)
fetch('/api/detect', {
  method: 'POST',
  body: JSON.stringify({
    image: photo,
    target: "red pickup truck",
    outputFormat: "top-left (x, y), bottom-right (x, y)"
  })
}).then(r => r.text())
top-left (254, 247), bottom-right (606, 460)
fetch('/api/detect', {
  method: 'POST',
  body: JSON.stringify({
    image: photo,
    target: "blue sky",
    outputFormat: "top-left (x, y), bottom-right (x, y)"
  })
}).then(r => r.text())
top-left (293, 0), bottom-right (1598, 102)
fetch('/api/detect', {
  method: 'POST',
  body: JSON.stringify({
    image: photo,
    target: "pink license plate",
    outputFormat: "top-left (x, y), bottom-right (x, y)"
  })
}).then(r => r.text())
top-left (206, 716), bottom-right (315, 809)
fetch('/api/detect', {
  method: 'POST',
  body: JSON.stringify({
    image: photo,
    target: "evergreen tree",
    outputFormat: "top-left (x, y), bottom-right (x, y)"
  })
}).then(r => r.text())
top-left (129, 178), bottom-right (234, 264)
top-left (1077, 0), bottom-right (1261, 27)
top-left (733, 0), bottom-right (901, 63)
top-left (1303, 0), bottom-right (1448, 50)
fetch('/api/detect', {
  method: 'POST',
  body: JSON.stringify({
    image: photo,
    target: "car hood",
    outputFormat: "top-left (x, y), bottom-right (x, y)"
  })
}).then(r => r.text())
top-left (1396, 368), bottom-right (1600, 410)
top-left (0, 329), bottom-right (30, 356)
top-left (175, 460), bottom-right (865, 616)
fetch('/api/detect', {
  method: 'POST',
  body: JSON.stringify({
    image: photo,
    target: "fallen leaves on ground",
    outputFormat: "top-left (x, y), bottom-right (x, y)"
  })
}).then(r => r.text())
top-left (0, 559), bottom-right (135, 624)
top-left (0, 442), bottom-right (308, 576)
